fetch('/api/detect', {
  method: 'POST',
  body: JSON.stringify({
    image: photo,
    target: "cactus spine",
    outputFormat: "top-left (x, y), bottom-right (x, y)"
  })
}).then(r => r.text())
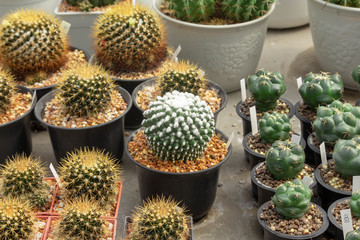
top-left (166, 0), bottom-right (215, 22)
top-left (258, 112), bottom-right (292, 144)
top-left (333, 136), bottom-right (360, 177)
top-left (222, 0), bottom-right (275, 22)
top-left (0, 66), bottom-right (15, 112)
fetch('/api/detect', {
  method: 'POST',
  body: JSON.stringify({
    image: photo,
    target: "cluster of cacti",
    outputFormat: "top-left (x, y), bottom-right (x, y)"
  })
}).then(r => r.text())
top-left (350, 191), bottom-right (360, 218)
top-left (298, 72), bottom-right (344, 109)
top-left (272, 179), bottom-right (312, 220)
top-left (143, 91), bottom-right (215, 162)
top-left (326, 0), bottom-right (360, 7)
top-left (346, 228), bottom-right (360, 240)
top-left (221, 0), bottom-right (275, 22)
top-left (94, 2), bottom-right (167, 73)
top-left (67, 0), bottom-right (116, 8)
top-left (266, 141), bottom-right (305, 180)
top-left (157, 61), bottom-right (208, 96)
top-left (248, 69), bottom-right (286, 111)
top-left (127, 196), bottom-right (190, 240)
top-left (59, 148), bottom-right (120, 204)
top-left (0, 9), bottom-right (69, 75)
top-left (0, 197), bottom-right (34, 239)
top-left (259, 112), bottom-right (292, 144)
top-left (353, 65), bottom-right (360, 86)
top-left (57, 63), bottom-right (115, 117)
top-left (0, 154), bottom-right (52, 210)
top-left (313, 100), bottom-right (360, 145)
top-left (0, 66), bottom-right (15, 112)
top-left (333, 136), bottom-right (360, 177)
top-left (165, 0), bottom-right (215, 22)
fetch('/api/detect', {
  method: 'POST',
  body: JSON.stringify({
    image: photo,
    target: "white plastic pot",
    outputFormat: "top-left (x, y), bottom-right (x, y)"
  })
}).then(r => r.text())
top-left (0, 0), bottom-right (57, 19)
top-left (268, 0), bottom-right (309, 29)
top-left (153, 0), bottom-right (275, 92)
top-left (308, 0), bottom-right (360, 90)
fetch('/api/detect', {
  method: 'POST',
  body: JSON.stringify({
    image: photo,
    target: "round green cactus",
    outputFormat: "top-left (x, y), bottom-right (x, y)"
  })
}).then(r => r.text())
top-left (299, 72), bottom-right (344, 109)
top-left (266, 141), bottom-right (305, 180)
top-left (165, 0), bottom-right (215, 22)
top-left (350, 191), bottom-right (360, 218)
top-left (248, 69), bottom-right (286, 111)
top-left (346, 228), bottom-right (360, 240)
top-left (326, 0), bottom-right (360, 7)
top-left (0, 66), bottom-right (15, 112)
top-left (222, 0), bottom-right (275, 22)
top-left (352, 65), bottom-right (360, 86)
top-left (258, 112), bottom-right (292, 144)
top-left (143, 91), bottom-right (215, 162)
top-left (272, 179), bottom-right (312, 220)
top-left (333, 136), bottom-right (360, 177)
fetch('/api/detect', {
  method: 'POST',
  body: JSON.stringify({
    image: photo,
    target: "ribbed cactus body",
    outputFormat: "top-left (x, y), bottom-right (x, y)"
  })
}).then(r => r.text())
top-left (346, 228), bottom-right (360, 240)
top-left (272, 179), bottom-right (312, 220)
top-left (353, 65), bottom-right (360, 86)
top-left (248, 69), bottom-right (286, 111)
top-left (259, 112), bottom-right (291, 144)
top-left (299, 72), bottom-right (344, 109)
top-left (222, 0), bottom-right (275, 22)
top-left (94, 3), bottom-right (167, 73)
top-left (0, 67), bottom-right (15, 112)
top-left (266, 141), bottom-right (305, 180)
top-left (327, 0), bottom-right (360, 7)
top-left (143, 91), bottom-right (215, 162)
top-left (0, 9), bottom-right (69, 74)
top-left (333, 136), bottom-right (360, 177)
top-left (350, 191), bottom-right (360, 218)
top-left (166, 0), bottom-right (215, 22)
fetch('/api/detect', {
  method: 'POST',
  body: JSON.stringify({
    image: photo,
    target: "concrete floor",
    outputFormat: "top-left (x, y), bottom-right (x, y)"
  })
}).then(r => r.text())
top-left (32, 24), bottom-right (360, 239)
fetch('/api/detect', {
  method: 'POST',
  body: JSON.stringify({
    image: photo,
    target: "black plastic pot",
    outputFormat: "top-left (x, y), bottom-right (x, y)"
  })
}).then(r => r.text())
top-left (251, 162), bottom-right (318, 206)
top-left (123, 216), bottom-right (194, 239)
top-left (257, 201), bottom-right (329, 240)
top-left (34, 86), bottom-right (132, 162)
top-left (0, 86), bottom-right (36, 163)
top-left (243, 132), bottom-right (306, 169)
top-left (125, 129), bottom-right (232, 221)
top-left (315, 162), bottom-right (351, 211)
top-left (235, 97), bottom-right (295, 138)
top-left (307, 132), bottom-right (332, 167)
top-left (327, 197), bottom-right (351, 240)
top-left (356, 99), bottom-right (360, 106)
top-left (132, 78), bottom-right (228, 126)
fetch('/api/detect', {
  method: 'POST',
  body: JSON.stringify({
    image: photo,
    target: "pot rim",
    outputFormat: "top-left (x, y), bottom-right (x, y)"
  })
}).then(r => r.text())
top-left (311, 0), bottom-right (360, 13)
top-left (294, 101), bottom-right (312, 124)
top-left (34, 86), bottom-right (132, 130)
top-left (327, 196), bottom-right (351, 231)
top-left (125, 128), bottom-right (232, 176)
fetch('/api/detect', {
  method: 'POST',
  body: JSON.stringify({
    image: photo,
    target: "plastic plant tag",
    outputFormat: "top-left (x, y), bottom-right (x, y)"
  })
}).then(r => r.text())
top-left (341, 209), bottom-right (353, 239)
top-left (171, 45), bottom-right (182, 63)
top-left (320, 142), bottom-right (327, 167)
top-left (226, 132), bottom-right (234, 149)
top-left (240, 78), bottom-right (246, 102)
top-left (60, 21), bottom-right (71, 35)
top-left (296, 77), bottom-right (303, 89)
top-left (353, 176), bottom-right (360, 194)
top-left (250, 106), bottom-right (258, 135)
top-left (302, 176), bottom-right (313, 188)
top-left (291, 134), bottom-right (301, 145)
top-left (50, 163), bottom-right (61, 186)
top-left (132, 0), bottom-right (136, 6)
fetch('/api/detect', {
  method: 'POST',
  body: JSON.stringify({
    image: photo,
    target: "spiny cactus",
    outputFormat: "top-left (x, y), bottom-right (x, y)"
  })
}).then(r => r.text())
top-left (272, 179), bottom-right (312, 220)
top-left (346, 228), bottom-right (360, 240)
top-left (350, 191), bottom-right (360, 218)
top-left (326, 0), bottom-right (360, 7)
top-left (143, 91), bottom-right (215, 162)
top-left (127, 196), bottom-right (190, 240)
top-left (94, 2), bottom-right (167, 73)
top-left (157, 61), bottom-right (208, 96)
top-left (259, 112), bottom-right (292, 144)
top-left (0, 66), bottom-right (15, 112)
top-left (67, 0), bottom-right (116, 8)
top-left (248, 69), bottom-right (286, 111)
top-left (353, 65), bottom-right (360, 86)
top-left (333, 136), bottom-right (360, 177)
top-left (59, 148), bottom-right (121, 204)
top-left (299, 72), bottom-right (344, 109)
top-left (165, 0), bottom-right (215, 22)
top-left (0, 197), bottom-right (34, 239)
top-left (57, 63), bottom-right (115, 117)
top-left (0, 9), bottom-right (69, 75)
top-left (222, 0), bottom-right (275, 22)
top-left (313, 100), bottom-right (360, 145)
top-left (266, 141), bottom-right (305, 180)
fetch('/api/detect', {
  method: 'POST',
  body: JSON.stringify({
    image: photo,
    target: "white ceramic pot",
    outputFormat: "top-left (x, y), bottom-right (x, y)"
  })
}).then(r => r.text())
top-left (153, 0), bottom-right (275, 92)
top-left (268, 0), bottom-right (309, 29)
top-left (308, 0), bottom-right (360, 90)
top-left (0, 0), bottom-right (57, 19)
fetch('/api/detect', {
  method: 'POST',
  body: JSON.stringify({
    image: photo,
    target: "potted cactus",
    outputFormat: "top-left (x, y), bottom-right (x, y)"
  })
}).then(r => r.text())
top-left (346, 229), bottom-right (360, 240)
top-left (124, 196), bottom-right (193, 239)
top-left (352, 65), bottom-right (360, 106)
top-left (236, 69), bottom-right (294, 136)
top-left (126, 90), bottom-right (232, 220)
top-left (258, 179), bottom-right (329, 239)
top-left (34, 63), bottom-right (132, 161)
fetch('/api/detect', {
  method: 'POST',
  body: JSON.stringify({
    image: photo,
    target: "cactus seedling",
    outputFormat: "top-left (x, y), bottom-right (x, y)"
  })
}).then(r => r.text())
top-left (350, 191), bottom-right (360, 218)
top-left (127, 196), bottom-right (190, 240)
top-left (352, 65), bottom-right (360, 86)
top-left (248, 69), bottom-right (286, 111)
top-left (272, 179), bottom-right (313, 220)
top-left (346, 228), bottom-right (360, 240)
top-left (165, 0), bottom-right (215, 22)
top-left (0, 66), bottom-right (15, 112)
top-left (143, 91), bottom-right (215, 162)
top-left (299, 72), bottom-right (344, 109)
top-left (333, 136), bottom-right (360, 177)
top-left (222, 0), bottom-right (275, 22)
top-left (266, 141), bottom-right (305, 180)
top-left (258, 112), bottom-right (292, 144)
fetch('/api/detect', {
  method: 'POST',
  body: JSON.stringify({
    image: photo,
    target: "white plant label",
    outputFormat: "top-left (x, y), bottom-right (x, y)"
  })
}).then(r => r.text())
top-left (296, 77), bottom-right (303, 89)
top-left (60, 21), bottom-right (71, 35)
top-left (341, 209), bottom-right (353, 239)
top-left (320, 142), bottom-right (327, 167)
top-left (250, 106), bottom-right (258, 135)
top-left (132, 0), bottom-right (136, 6)
top-left (49, 163), bottom-right (61, 186)
top-left (171, 45), bottom-right (181, 63)
top-left (302, 176), bottom-right (313, 188)
top-left (226, 132), bottom-right (234, 149)
top-left (291, 134), bottom-right (301, 145)
top-left (353, 176), bottom-right (360, 194)
top-left (240, 78), bottom-right (246, 102)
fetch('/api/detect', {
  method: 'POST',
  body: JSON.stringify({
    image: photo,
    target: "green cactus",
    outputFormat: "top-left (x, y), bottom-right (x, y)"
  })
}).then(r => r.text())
top-left (313, 100), bottom-right (360, 145)
top-left (258, 112), bottom-right (292, 144)
top-left (222, 0), bottom-right (275, 22)
top-left (272, 179), bottom-right (313, 220)
top-left (94, 2), bottom-right (167, 73)
top-left (326, 0), bottom-right (360, 7)
top-left (67, 0), bottom-right (116, 8)
top-left (266, 141), bottom-right (305, 180)
top-left (0, 66), bottom-right (15, 112)
top-left (299, 72), bottom-right (344, 109)
top-left (333, 136), bottom-right (360, 177)
top-left (143, 91), bottom-right (215, 162)
top-left (352, 65), bottom-right (360, 86)
top-left (248, 69), bottom-right (286, 111)
top-left (0, 9), bottom-right (69, 75)
top-left (165, 0), bottom-right (215, 22)
top-left (346, 228), bottom-right (360, 240)
top-left (350, 191), bottom-right (360, 218)
top-left (127, 196), bottom-right (190, 240)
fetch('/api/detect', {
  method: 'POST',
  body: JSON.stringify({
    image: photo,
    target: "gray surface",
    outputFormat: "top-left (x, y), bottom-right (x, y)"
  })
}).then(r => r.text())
top-left (32, 25), bottom-right (359, 239)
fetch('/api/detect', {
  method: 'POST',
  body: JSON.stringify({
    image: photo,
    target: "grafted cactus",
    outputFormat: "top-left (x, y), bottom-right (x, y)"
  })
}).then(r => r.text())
top-left (143, 91), bottom-right (215, 162)
top-left (165, 0), bottom-right (215, 22)
top-left (346, 228), bottom-right (360, 240)
top-left (266, 141), bottom-right (305, 180)
top-left (326, 0), bottom-right (360, 7)
top-left (353, 65), bottom-right (360, 86)
top-left (299, 72), bottom-right (344, 109)
top-left (272, 179), bottom-right (312, 220)
top-left (350, 191), bottom-right (360, 218)
top-left (258, 112), bottom-right (292, 144)
top-left (333, 136), bottom-right (360, 177)
top-left (0, 66), bottom-right (15, 112)
top-left (248, 69), bottom-right (286, 111)
top-left (222, 0), bottom-right (275, 22)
